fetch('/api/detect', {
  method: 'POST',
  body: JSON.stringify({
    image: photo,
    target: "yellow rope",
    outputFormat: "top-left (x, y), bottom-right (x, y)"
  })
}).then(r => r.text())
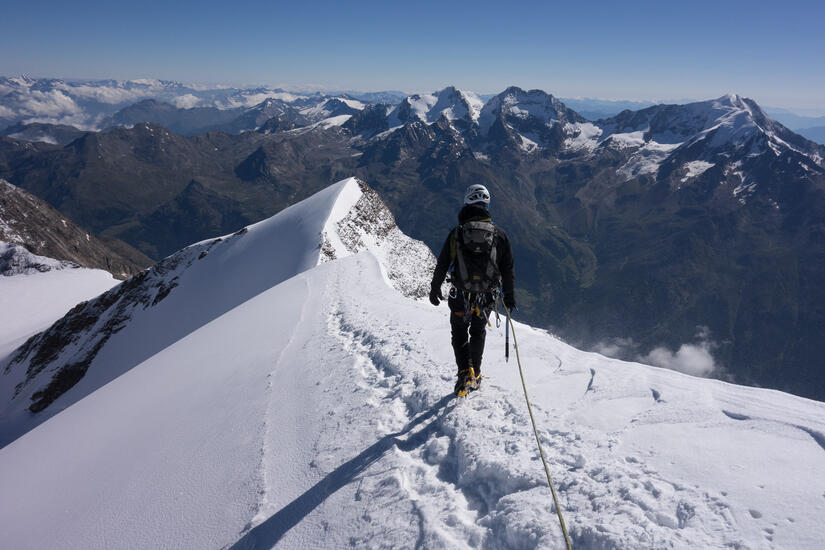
top-left (504, 306), bottom-right (573, 550)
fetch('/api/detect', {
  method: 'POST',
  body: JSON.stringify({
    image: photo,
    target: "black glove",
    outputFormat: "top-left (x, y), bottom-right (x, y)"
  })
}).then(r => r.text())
top-left (429, 286), bottom-right (443, 306)
top-left (504, 294), bottom-right (516, 311)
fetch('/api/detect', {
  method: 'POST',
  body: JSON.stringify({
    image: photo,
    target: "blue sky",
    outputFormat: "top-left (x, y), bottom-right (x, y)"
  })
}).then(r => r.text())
top-left (2, 0), bottom-right (824, 112)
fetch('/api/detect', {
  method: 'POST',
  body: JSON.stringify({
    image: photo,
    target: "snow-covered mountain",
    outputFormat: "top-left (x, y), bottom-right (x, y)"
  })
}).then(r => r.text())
top-left (379, 86), bottom-right (587, 153)
top-left (1, 178), bottom-right (825, 549)
top-left (0, 178), bottom-right (433, 444)
top-left (387, 86), bottom-right (483, 131)
top-left (586, 94), bottom-right (825, 186)
top-left (476, 87), bottom-right (586, 151)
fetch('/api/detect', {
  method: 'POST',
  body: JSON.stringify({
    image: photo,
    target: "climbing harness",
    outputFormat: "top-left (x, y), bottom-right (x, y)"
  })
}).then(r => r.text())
top-left (450, 287), bottom-right (498, 324)
top-left (504, 304), bottom-right (573, 550)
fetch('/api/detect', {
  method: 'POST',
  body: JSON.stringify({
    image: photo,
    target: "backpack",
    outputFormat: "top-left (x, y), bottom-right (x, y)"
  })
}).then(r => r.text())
top-left (450, 221), bottom-right (500, 293)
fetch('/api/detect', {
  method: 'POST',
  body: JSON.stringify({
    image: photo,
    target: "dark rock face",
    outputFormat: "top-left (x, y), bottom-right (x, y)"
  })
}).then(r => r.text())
top-left (343, 104), bottom-right (390, 137)
top-left (0, 179), bottom-right (150, 277)
top-left (120, 179), bottom-right (249, 259)
top-left (104, 99), bottom-right (244, 136)
top-left (1, 90), bottom-right (825, 400)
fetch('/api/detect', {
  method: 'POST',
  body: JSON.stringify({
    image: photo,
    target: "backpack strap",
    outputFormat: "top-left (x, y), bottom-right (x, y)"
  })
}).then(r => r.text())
top-left (454, 226), bottom-right (471, 287)
top-left (486, 229), bottom-right (499, 283)
top-left (449, 227), bottom-right (458, 261)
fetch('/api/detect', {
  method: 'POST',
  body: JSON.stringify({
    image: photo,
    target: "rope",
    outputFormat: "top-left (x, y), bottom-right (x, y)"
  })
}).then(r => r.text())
top-left (504, 306), bottom-right (573, 550)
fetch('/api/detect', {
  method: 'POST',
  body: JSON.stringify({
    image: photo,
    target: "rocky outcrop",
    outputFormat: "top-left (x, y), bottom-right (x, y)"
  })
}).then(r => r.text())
top-left (0, 179), bottom-right (151, 278)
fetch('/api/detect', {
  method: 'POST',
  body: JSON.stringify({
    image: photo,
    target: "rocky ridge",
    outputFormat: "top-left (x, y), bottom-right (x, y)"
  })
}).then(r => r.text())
top-left (0, 179), bottom-right (150, 278)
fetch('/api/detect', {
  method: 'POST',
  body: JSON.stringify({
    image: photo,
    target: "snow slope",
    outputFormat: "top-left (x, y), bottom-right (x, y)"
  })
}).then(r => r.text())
top-left (2, 179), bottom-right (825, 549)
top-left (0, 178), bottom-right (434, 446)
top-left (0, 258), bottom-right (117, 360)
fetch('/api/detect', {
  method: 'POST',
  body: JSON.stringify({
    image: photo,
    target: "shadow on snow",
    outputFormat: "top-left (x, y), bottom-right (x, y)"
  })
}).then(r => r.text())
top-left (225, 393), bottom-right (455, 549)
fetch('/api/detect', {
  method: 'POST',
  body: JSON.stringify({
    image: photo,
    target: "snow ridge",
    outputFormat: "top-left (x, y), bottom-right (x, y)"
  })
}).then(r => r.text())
top-left (0, 178), bottom-right (435, 446)
top-left (231, 252), bottom-right (825, 549)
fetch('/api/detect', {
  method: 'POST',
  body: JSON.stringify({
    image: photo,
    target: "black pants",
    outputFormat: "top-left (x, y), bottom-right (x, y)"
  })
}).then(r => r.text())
top-left (448, 292), bottom-right (493, 375)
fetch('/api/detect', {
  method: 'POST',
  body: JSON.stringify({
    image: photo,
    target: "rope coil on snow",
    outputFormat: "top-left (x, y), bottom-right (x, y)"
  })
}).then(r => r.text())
top-left (504, 306), bottom-right (573, 550)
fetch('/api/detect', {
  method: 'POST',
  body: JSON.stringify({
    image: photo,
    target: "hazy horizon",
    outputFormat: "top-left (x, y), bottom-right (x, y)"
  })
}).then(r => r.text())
top-left (2, 0), bottom-right (823, 114)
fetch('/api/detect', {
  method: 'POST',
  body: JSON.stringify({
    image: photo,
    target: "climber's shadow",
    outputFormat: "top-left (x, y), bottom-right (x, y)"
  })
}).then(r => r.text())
top-left (226, 393), bottom-right (455, 549)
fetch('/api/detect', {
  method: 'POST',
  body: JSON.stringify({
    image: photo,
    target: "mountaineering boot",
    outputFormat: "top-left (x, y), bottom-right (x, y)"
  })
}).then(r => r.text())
top-left (454, 368), bottom-right (471, 396)
top-left (455, 367), bottom-right (477, 397)
top-left (470, 371), bottom-right (481, 391)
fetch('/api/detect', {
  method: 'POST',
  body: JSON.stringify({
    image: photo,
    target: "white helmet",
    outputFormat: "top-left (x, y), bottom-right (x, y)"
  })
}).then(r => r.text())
top-left (464, 184), bottom-right (490, 206)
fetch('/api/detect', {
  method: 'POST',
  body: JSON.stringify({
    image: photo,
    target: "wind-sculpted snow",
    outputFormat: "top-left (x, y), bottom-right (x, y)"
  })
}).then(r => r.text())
top-left (3, 249), bottom-right (823, 549)
top-left (0, 178), bottom-right (436, 446)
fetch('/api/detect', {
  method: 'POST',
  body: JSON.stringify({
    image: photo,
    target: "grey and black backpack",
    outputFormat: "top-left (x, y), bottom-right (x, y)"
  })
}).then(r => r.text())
top-left (450, 221), bottom-right (500, 293)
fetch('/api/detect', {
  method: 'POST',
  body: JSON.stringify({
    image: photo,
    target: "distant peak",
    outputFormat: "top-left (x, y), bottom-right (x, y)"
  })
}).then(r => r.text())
top-left (502, 85), bottom-right (524, 94)
top-left (714, 93), bottom-right (753, 110)
top-left (436, 85), bottom-right (459, 96)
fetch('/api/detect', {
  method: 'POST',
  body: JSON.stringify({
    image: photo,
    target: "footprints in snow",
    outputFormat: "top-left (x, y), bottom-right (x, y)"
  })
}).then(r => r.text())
top-left (330, 303), bottom-right (581, 549)
top-left (328, 301), bottom-right (745, 549)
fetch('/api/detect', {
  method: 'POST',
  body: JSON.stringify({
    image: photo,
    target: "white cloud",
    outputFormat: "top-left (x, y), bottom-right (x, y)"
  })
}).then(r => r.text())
top-left (594, 326), bottom-right (721, 378)
top-left (593, 337), bottom-right (637, 358)
top-left (128, 78), bottom-right (163, 87)
top-left (8, 132), bottom-right (57, 145)
top-left (0, 105), bottom-right (15, 118)
top-left (641, 328), bottom-right (719, 378)
top-left (221, 91), bottom-right (302, 109)
top-left (57, 83), bottom-right (153, 105)
top-left (172, 94), bottom-right (201, 109)
top-left (20, 90), bottom-right (82, 117)
top-left (22, 114), bottom-right (93, 129)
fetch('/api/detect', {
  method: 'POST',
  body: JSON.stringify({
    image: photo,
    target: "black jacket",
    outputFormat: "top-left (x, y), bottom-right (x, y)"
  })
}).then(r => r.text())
top-left (431, 204), bottom-right (515, 300)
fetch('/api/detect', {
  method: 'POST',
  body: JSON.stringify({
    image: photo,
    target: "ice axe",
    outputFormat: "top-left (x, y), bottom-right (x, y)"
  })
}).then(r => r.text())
top-left (505, 310), bottom-right (510, 362)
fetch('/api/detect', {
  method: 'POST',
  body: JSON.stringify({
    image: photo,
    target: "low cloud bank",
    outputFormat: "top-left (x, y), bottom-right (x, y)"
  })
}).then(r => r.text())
top-left (173, 94), bottom-right (201, 109)
top-left (593, 326), bottom-right (721, 378)
top-left (641, 341), bottom-right (716, 377)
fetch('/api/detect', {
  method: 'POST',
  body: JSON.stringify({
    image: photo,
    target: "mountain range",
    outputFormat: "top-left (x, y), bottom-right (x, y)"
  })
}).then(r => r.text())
top-left (1, 80), bottom-right (824, 401)
top-left (0, 76), bottom-right (403, 132)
